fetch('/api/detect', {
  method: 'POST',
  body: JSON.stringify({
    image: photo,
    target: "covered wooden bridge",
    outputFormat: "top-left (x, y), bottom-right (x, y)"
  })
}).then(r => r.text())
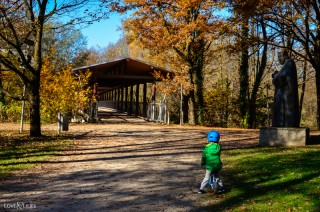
top-left (73, 57), bottom-right (173, 122)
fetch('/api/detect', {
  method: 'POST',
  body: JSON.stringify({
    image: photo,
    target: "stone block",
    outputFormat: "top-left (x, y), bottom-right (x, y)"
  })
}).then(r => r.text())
top-left (259, 127), bottom-right (309, 146)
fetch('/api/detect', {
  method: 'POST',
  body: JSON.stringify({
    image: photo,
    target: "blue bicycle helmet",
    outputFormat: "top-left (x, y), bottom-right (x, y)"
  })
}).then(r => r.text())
top-left (207, 130), bottom-right (220, 143)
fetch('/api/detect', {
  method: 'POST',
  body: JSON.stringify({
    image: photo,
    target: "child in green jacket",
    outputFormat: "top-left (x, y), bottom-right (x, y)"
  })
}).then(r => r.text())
top-left (198, 130), bottom-right (225, 194)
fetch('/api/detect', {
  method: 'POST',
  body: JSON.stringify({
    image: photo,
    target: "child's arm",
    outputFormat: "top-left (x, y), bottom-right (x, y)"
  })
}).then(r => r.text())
top-left (200, 149), bottom-right (206, 166)
top-left (201, 156), bottom-right (206, 166)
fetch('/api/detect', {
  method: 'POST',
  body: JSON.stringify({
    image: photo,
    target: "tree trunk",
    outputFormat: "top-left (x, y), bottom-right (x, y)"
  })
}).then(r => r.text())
top-left (315, 68), bottom-right (320, 130)
top-left (238, 20), bottom-right (250, 128)
top-left (28, 10), bottom-right (44, 136)
top-left (182, 94), bottom-right (189, 123)
top-left (0, 77), bottom-right (6, 120)
top-left (239, 52), bottom-right (249, 127)
top-left (186, 70), bottom-right (196, 125)
top-left (29, 25), bottom-right (42, 136)
top-left (313, 48), bottom-right (320, 130)
top-left (28, 80), bottom-right (41, 136)
top-left (188, 89), bottom-right (196, 125)
top-left (194, 55), bottom-right (204, 125)
top-left (248, 20), bottom-right (268, 128)
top-left (299, 59), bottom-right (307, 120)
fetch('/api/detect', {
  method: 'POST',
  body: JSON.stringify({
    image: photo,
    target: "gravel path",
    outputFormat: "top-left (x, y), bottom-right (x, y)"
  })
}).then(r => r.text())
top-left (0, 114), bottom-right (259, 211)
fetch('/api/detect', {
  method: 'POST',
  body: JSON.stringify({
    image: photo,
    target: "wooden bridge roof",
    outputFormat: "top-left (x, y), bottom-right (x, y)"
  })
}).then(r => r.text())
top-left (72, 57), bottom-right (173, 94)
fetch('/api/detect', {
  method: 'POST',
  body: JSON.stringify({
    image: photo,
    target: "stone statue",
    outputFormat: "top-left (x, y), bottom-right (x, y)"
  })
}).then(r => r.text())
top-left (272, 50), bottom-right (300, 127)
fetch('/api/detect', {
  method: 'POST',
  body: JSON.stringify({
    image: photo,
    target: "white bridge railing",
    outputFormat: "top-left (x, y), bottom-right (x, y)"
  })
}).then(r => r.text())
top-left (147, 102), bottom-right (168, 123)
top-left (89, 100), bottom-right (169, 124)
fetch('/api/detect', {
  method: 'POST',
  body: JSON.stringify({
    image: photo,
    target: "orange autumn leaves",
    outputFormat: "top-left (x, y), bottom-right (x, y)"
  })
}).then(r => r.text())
top-left (122, 0), bottom-right (224, 94)
top-left (123, 0), bottom-right (222, 51)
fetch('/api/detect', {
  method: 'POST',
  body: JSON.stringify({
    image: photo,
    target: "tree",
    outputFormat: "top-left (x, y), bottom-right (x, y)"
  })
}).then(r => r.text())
top-left (265, 0), bottom-right (320, 129)
top-left (204, 78), bottom-right (232, 127)
top-left (226, 0), bottom-right (274, 128)
top-left (0, 1), bottom-right (108, 136)
top-left (0, 76), bottom-right (5, 119)
top-left (0, 69), bottom-right (26, 122)
top-left (247, 19), bottom-right (268, 128)
top-left (101, 37), bottom-right (129, 60)
top-left (40, 53), bottom-right (91, 122)
top-left (237, 19), bottom-right (250, 127)
top-left (109, 0), bottom-right (224, 125)
top-left (83, 47), bottom-right (106, 65)
top-left (42, 22), bottom-right (89, 69)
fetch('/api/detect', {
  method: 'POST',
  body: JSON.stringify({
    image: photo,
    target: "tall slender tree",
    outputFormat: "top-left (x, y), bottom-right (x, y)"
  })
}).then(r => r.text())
top-left (238, 19), bottom-right (250, 127)
top-left (0, 76), bottom-right (5, 120)
top-left (248, 19), bottom-right (268, 128)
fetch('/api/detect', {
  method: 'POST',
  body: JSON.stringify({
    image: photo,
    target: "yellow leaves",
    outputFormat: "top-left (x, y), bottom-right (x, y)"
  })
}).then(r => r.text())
top-left (40, 53), bottom-right (92, 122)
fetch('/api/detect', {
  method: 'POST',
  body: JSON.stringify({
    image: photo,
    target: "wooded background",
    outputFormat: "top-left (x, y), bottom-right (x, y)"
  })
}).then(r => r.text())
top-left (0, 0), bottom-right (318, 136)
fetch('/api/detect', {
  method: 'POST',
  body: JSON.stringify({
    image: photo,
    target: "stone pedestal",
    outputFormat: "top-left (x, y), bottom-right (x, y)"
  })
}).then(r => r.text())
top-left (259, 127), bottom-right (309, 146)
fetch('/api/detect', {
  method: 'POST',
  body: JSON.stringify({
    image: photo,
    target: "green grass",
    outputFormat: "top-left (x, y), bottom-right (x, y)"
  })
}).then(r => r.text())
top-left (203, 146), bottom-right (320, 211)
top-left (0, 132), bottom-right (71, 177)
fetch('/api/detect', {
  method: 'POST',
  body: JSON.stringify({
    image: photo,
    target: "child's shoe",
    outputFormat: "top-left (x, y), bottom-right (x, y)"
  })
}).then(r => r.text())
top-left (198, 189), bottom-right (206, 194)
top-left (217, 186), bottom-right (226, 194)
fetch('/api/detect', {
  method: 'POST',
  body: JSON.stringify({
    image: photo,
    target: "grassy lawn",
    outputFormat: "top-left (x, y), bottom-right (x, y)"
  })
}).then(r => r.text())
top-left (0, 131), bottom-right (71, 177)
top-left (204, 146), bottom-right (320, 211)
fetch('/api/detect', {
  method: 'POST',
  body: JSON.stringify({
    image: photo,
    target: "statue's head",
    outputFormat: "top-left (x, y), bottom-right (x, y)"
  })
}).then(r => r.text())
top-left (278, 49), bottom-right (290, 65)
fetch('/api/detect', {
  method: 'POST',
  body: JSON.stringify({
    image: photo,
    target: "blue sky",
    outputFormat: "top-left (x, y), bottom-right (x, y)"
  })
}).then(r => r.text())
top-left (81, 13), bottom-right (126, 48)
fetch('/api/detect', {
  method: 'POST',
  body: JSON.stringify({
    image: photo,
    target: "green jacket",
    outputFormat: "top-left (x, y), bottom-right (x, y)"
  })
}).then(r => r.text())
top-left (201, 143), bottom-right (222, 172)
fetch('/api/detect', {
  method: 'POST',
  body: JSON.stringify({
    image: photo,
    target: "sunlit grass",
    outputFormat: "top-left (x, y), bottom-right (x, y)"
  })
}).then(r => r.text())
top-left (0, 131), bottom-right (70, 177)
top-left (205, 146), bottom-right (320, 211)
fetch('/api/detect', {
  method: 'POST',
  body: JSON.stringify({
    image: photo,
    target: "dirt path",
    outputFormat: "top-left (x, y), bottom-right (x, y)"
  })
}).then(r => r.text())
top-left (0, 118), bottom-right (259, 211)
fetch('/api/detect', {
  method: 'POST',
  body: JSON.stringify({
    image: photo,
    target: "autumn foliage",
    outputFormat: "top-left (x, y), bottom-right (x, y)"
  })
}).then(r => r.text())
top-left (40, 54), bottom-right (92, 122)
top-left (119, 0), bottom-right (226, 125)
